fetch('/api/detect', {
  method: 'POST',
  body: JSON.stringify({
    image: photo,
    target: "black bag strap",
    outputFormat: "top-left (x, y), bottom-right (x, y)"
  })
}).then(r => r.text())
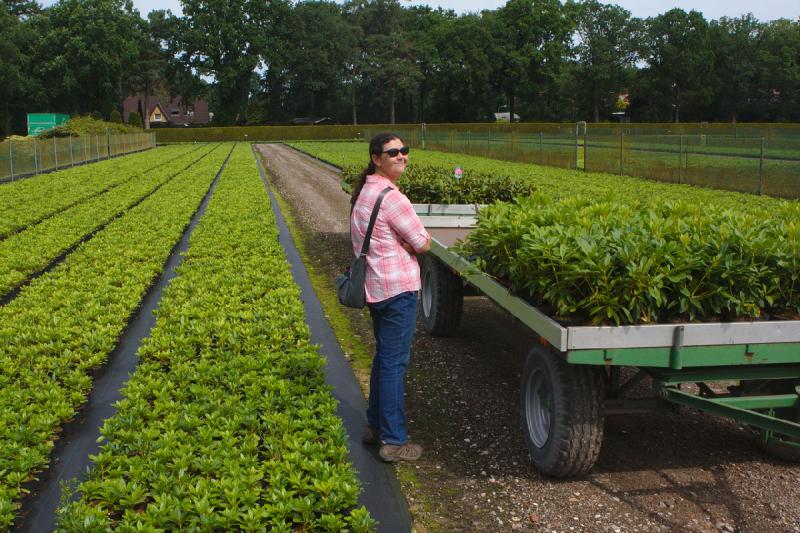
top-left (359, 187), bottom-right (393, 257)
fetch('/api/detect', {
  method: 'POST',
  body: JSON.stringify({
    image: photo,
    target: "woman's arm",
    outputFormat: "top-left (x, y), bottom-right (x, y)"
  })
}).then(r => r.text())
top-left (402, 238), bottom-right (431, 255)
top-left (385, 191), bottom-right (432, 254)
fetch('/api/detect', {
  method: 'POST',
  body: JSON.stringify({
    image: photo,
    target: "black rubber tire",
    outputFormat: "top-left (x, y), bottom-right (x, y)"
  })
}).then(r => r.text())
top-left (419, 255), bottom-right (463, 337)
top-left (520, 346), bottom-right (606, 478)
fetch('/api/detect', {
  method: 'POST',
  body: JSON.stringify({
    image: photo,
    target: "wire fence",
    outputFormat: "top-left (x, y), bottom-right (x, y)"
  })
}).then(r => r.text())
top-left (0, 132), bottom-right (156, 182)
top-left (584, 133), bottom-right (800, 198)
top-left (387, 123), bottom-right (800, 199)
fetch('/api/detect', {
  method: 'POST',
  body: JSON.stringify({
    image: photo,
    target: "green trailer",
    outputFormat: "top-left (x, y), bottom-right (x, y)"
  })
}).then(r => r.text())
top-left (414, 203), bottom-right (800, 477)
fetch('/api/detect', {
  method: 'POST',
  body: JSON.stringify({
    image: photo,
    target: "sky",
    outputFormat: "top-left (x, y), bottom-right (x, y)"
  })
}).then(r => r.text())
top-left (38, 0), bottom-right (799, 22)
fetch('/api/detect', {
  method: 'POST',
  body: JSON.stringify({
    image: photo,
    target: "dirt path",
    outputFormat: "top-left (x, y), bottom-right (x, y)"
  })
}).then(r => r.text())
top-left (256, 143), bottom-right (800, 533)
top-left (256, 143), bottom-right (350, 233)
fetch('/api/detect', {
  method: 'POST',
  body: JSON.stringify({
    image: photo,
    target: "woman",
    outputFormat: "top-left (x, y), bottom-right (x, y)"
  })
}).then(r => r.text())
top-left (350, 133), bottom-right (431, 462)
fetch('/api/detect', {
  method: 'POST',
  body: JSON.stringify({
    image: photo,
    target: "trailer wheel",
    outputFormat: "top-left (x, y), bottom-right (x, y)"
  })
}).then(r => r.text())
top-left (520, 346), bottom-right (605, 477)
top-left (420, 256), bottom-right (463, 336)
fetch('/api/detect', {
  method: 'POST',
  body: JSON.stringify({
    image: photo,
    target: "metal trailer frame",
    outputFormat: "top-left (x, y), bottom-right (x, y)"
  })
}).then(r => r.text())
top-left (412, 202), bottom-right (800, 476)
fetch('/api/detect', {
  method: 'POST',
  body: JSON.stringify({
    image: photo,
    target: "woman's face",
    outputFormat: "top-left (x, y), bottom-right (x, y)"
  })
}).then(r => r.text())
top-left (372, 138), bottom-right (408, 182)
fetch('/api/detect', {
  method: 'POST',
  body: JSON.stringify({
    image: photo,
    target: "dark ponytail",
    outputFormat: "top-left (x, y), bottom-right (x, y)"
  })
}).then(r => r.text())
top-left (351, 132), bottom-right (404, 207)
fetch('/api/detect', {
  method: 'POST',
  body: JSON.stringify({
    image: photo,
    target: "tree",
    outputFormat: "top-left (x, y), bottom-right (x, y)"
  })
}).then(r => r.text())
top-left (424, 13), bottom-right (494, 122)
top-left (128, 110), bottom-right (143, 128)
top-left (148, 8), bottom-right (209, 124)
top-left (572, 1), bottom-right (641, 122)
top-left (639, 9), bottom-right (715, 122)
top-left (0, 1), bottom-right (44, 135)
top-left (751, 19), bottom-right (800, 121)
top-left (487, 0), bottom-right (572, 122)
top-left (707, 15), bottom-right (760, 121)
top-left (170, 0), bottom-right (289, 124)
top-left (109, 109), bottom-right (122, 122)
top-left (347, 0), bottom-right (422, 124)
top-left (34, 0), bottom-right (142, 115)
top-left (118, 13), bottom-right (171, 130)
top-left (281, 1), bottom-right (353, 120)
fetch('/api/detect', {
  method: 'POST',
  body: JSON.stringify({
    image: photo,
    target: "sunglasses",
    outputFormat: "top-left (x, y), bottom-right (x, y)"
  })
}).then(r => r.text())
top-left (381, 146), bottom-right (410, 157)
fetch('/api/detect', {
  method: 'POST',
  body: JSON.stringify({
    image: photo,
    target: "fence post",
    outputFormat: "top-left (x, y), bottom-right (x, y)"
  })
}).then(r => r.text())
top-left (678, 135), bottom-right (684, 184)
top-left (758, 136), bottom-right (765, 195)
top-left (106, 129), bottom-right (110, 159)
top-left (582, 127), bottom-right (587, 172)
top-left (538, 132), bottom-right (543, 164)
top-left (53, 136), bottom-right (58, 170)
top-left (33, 137), bottom-right (39, 174)
top-left (574, 127), bottom-right (579, 170)
top-left (69, 135), bottom-right (74, 167)
top-left (96, 135), bottom-right (100, 161)
top-left (619, 131), bottom-right (624, 175)
top-left (8, 140), bottom-right (14, 181)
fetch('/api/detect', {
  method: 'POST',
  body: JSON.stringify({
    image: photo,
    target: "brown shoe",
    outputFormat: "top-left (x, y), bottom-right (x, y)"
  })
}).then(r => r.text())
top-left (379, 443), bottom-right (423, 462)
top-left (362, 425), bottom-right (380, 445)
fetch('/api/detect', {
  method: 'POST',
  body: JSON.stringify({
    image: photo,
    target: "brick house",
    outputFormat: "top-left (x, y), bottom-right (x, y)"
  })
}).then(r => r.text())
top-left (122, 95), bottom-right (210, 126)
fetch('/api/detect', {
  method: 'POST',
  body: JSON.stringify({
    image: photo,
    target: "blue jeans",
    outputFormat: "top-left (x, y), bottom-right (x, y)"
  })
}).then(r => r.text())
top-left (366, 291), bottom-right (418, 445)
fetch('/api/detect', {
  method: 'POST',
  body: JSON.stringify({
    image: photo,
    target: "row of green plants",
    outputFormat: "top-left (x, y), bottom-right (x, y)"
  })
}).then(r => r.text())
top-left (57, 145), bottom-right (374, 531)
top-left (460, 193), bottom-right (800, 325)
top-left (0, 144), bottom-right (194, 239)
top-left (0, 145), bottom-right (231, 528)
top-left (341, 163), bottom-right (535, 204)
top-left (0, 144), bottom-right (219, 299)
top-left (291, 141), bottom-right (798, 325)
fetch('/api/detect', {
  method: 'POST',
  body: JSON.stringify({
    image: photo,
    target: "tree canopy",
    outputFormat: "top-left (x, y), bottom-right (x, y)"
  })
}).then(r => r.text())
top-left (2, 0), bottom-right (799, 135)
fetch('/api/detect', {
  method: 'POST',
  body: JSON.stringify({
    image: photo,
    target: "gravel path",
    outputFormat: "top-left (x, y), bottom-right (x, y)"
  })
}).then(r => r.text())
top-left (256, 143), bottom-right (800, 533)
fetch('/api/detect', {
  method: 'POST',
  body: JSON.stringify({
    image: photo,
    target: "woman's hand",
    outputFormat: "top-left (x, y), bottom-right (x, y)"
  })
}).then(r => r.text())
top-left (401, 241), bottom-right (415, 254)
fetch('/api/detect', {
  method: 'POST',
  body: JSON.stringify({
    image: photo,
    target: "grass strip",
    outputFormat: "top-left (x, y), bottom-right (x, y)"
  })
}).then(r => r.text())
top-left (0, 144), bottom-right (221, 300)
top-left (0, 144), bottom-right (194, 239)
top-left (56, 145), bottom-right (375, 532)
top-left (0, 144), bottom-right (232, 528)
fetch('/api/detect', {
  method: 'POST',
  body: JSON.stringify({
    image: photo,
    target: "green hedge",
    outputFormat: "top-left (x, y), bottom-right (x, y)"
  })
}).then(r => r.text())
top-left (157, 122), bottom-right (800, 144)
top-left (156, 124), bottom-right (411, 143)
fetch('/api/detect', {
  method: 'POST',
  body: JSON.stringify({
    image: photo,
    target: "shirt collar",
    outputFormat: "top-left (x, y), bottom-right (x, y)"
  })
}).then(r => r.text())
top-left (366, 174), bottom-right (399, 190)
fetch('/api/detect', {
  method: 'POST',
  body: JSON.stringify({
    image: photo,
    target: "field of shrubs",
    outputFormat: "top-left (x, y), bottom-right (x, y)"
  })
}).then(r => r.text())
top-left (0, 144), bottom-right (370, 529)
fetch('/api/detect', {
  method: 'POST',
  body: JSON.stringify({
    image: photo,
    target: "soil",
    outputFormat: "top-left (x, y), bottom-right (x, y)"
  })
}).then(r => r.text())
top-left (255, 143), bottom-right (800, 533)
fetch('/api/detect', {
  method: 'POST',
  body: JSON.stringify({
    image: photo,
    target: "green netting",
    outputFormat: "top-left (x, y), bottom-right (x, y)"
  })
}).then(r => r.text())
top-left (421, 130), bottom-right (578, 170)
top-left (1, 133), bottom-right (156, 181)
top-left (585, 133), bottom-right (800, 198)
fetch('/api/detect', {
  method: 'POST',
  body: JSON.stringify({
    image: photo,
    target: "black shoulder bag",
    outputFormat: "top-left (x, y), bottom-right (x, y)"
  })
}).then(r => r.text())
top-left (336, 187), bottom-right (392, 308)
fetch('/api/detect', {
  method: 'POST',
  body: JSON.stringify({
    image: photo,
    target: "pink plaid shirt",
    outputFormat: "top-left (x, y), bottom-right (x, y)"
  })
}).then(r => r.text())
top-left (351, 174), bottom-right (431, 303)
